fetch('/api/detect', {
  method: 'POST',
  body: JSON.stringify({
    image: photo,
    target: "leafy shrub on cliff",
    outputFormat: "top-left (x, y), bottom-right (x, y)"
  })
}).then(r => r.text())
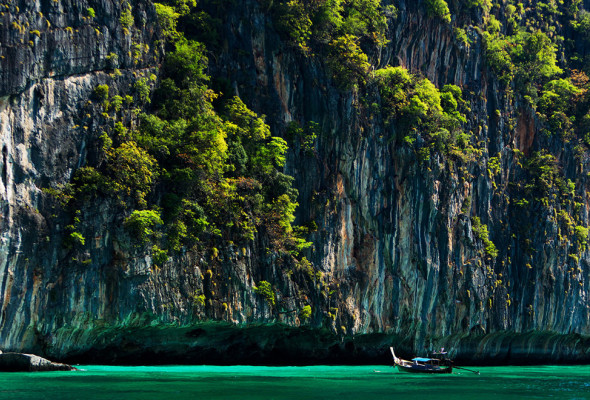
top-left (373, 66), bottom-right (474, 162)
top-left (299, 305), bottom-right (312, 320)
top-left (538, 79), bottom-right (581, 116)
top-left (373, 66), bottom-right (413, 121)
top-left (520, 151), bottom-right (580, 217)
top-left (153, 40), bottom-right (210, 120)
top-left (339, 0), bottom-right (389, 44)
top-left (485, 29), bottom-right (561, 96)
top-left (275, 0), bottom-right (313, 51)
top-left (106, 53), bottom-right (119, 69)
top-left (159, 0), bottom-right (196, 15)
top-left (523, 151), bottom-right (563, 197)
top-left (155, 3), bottom-right (182, 40)
top-left (574, 225), bottom-right (589, 251)
top-left (226, 97), bottom-right (290, 172)
top-left (511, 31), bottom-right (562, 97)
top-left (480, 2), bottom-right (590, 170)
top-left (134, 78), bottom-right (152, 105)
top-left (120, 3), bottom-right (134, 30)
top-left (107, 141), bottom-right (158, 207)
top-left (461, 0), bottom-right (491, 10)
top-left (538, 78), bottom-right (581, 136)
top-left (285, 121), bottom-right (318, 156)
top-left (125, 209), bottom-right (164, 243)
top-left (484, 34), bottom-right (514, 86)
top-left (271, 0), bottom-right (393, 87)
top-left (131, 39), bottom-right (304, 251)
top-left (58, 0), bottom-right (309, 270)
top-left (326, 34), bottom-right (371, 88)
top-left (254, 281), bottom-right (276, 306)
top-left (71, 166), bottom-right (111, 199)
top-left (93, 84), bottom-right (109, 102)
top-left (68, 231), bottom-right (86, 247)
top-left (424, 0), bottom-right (451, 23)
top-left (374, 66), bottom-right (456, 126)
top-left (471, 217), bottom-right (498, 258)
top-left (454, 27), bottom-right (470, 48)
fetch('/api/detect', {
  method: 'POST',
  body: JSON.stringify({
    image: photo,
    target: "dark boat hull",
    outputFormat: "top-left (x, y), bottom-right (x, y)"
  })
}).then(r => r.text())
top-left (395, 363), bottom-right (453, 374)
top-left (390, 348), bottom-right (453, 374)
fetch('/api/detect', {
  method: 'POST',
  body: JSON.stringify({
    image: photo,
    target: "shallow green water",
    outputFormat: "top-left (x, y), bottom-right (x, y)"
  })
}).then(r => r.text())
top-left (0, 365), bottom-right (588, 399)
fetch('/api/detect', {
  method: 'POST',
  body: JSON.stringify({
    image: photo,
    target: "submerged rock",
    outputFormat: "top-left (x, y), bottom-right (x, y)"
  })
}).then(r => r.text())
top-left (0, 353), bottom-right (75, 372)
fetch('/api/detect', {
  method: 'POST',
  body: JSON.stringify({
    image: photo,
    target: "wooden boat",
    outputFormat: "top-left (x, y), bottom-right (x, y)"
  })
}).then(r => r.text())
top-left (390, 347), bottom-right (453, 374)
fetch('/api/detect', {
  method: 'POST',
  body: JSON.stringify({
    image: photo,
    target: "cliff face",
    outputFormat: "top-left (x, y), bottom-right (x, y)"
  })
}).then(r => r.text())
top-left (1, 0), bottom-right (589, 364)
top-left (207, 0), bottom-right (590, 360)
top-left (0, 0), bottom-right (165, 354)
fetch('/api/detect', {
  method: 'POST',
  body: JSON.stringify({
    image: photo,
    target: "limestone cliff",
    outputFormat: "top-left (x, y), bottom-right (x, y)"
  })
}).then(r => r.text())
top-left (0, 0), bottom-right (589, 365)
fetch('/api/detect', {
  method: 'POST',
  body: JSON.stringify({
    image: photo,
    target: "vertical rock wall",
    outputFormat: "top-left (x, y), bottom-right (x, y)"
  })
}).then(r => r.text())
top-left (208, 0), bottom-right (590, 361)
top-left (0, 0), bottom-right (164, 353)
top-left (0, 0), bottom-right (588, 363)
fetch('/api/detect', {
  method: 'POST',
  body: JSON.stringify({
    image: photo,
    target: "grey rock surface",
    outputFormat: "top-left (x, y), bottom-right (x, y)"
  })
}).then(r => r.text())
top-left (0, 0), bottom-right (588, 364)
top-left (0, 352), bottom-right (75, 371)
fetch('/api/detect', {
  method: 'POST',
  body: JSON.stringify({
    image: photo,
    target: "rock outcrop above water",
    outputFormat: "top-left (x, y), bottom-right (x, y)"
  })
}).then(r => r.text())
top-left (0, 0), bottom-right (589, 365)
top-left (0, 352), bottom-right (75, 372)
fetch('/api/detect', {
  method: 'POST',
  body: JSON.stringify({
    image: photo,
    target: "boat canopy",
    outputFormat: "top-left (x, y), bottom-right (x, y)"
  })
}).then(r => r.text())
top-left (411, 357), bottom-right (433, 362)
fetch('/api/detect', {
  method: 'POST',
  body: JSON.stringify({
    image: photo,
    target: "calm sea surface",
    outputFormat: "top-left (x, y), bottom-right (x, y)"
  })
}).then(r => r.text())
top-left (0, 365), bottom-right (588, 399)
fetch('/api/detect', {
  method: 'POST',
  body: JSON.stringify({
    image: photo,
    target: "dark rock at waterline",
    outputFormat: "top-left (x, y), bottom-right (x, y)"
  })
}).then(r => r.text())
top-left (54, 323), bottom-right (590, 366)
top-left (0, 353), bottom-right (75, 372)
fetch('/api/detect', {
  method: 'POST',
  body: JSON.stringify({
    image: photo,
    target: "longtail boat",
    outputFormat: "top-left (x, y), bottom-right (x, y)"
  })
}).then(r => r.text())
top-left (389, 347), bottom-right (453, 374)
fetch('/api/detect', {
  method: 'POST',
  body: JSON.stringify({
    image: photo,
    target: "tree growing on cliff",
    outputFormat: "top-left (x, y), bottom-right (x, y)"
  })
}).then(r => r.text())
top-left (125, 209), bottom-right (164, 243)
top-left (254, 281), bottom-right (276, 306)
top-left (326, 34), bottom-right (370, 88)
top-left (425, 0), bottom-right (451, 23)
top-left (373, 66), bottom-right (474, 162)
top-left (271, 0), bottom-right (394, 86)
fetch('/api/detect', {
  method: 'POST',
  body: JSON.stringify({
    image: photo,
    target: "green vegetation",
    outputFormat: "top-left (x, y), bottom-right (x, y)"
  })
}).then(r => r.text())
top-left (471, 217), bottom-right (498, 259)
top-left (453, 1), bottom-right (590, 266)
top-left (487, 155), bottom-right (501, 178)
top-left (42, 0), bottom-right (590, 308)
top-left (152, 245), bottom-right (169, 266)
top-left (254, 281), bottom-right (276, 306)
top-left (47, 0), bottom-right (309, 273)
top-left (106, 53), bottom-right (119, 69)
top-left (135, 37), bottom-right (300, 250)
top-left (373, 66), bottom-right (475, 162)
top-left (271, 0), bottom-right (394, 87)
top-left (299, 305), bottom-right (312, 320)
top-left (134, 78), bottom-right (152, 104)
top-left (68, 231), bottom-right (86, 247)
top-left (523, 151), bottom-right (571, 199)
top-left (274, 0), bottom-right (312, 51)
top-left (120, 3), bottom-right (134, 30)
top-left (125, 209), bottom-right (164, 243)
top-left (454, 27), bottom-right (470, 47)
top-left (109, 95), bottom-right (124, 112)
top-left (108, 141), bottom-right (158, 207)
top-left (326, 34), bottom-right (370, 88)
top-left (155, 3), bottom-right (181, 40)
top-left (424, 0), bottom-right (451, 23)
top-left (93, 84), bottom-right (109, 102)
top-left (538, 78), bottom-right (582, 136)
top-left (483, 16), bottom-right (564, 101)
top-left (286, 121), bottom-right (318, 156)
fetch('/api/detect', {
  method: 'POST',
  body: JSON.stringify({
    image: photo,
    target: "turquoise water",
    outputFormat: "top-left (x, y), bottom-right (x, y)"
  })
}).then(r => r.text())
top-left (0, 365), bottom-right (589, 399)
